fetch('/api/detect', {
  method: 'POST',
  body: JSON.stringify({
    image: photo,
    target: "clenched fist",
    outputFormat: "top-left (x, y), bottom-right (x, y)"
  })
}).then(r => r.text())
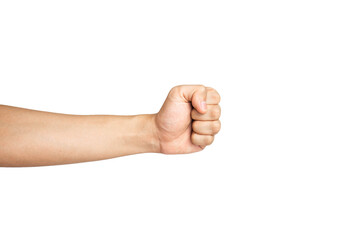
top-left (155, 85), bottom-right (221, 154)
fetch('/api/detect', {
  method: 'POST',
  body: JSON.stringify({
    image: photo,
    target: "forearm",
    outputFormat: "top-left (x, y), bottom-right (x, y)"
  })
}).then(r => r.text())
top-left (0, 105), bottom-right (160, 167)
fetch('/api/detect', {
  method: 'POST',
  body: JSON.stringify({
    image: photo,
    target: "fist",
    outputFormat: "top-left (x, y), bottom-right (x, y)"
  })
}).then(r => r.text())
top-left (155, 85), bottom-right (221, 154)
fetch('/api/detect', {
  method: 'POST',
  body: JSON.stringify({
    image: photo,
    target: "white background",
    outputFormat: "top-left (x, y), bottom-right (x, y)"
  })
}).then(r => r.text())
top-left (1, 0), bottom-right (360, 239)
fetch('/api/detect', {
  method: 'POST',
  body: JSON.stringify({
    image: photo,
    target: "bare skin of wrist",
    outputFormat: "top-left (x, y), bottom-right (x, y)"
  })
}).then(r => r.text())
top-left (0, 85), bottom-right (221, 167)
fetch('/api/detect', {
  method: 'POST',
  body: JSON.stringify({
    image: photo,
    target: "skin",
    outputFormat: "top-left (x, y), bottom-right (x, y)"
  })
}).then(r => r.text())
top-left (0, 85), bottom-right (221, 167)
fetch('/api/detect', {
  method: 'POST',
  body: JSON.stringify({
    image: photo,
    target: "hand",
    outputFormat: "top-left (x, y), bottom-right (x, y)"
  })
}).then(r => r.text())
top-left (155, 85), bottom-right (221, 154)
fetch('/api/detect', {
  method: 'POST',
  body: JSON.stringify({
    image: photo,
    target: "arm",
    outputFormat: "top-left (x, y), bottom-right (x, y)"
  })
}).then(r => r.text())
top-left (0, 105), bottom-right (158, 166)
top-left (0, 85), bottom-right (221, 167)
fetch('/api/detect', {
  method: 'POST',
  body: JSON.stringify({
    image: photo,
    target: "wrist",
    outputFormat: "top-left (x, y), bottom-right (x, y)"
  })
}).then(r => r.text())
top-left (133, 114), bottom-right (161, 154)
top-left (145, 114), bottom-right (161, 153)
top-left (111, 114), bottom-right (160, 156)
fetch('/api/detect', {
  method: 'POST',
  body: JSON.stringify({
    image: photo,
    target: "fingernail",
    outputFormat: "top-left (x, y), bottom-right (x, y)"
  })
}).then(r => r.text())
top-left (201, 101), bottom-right (207, 111)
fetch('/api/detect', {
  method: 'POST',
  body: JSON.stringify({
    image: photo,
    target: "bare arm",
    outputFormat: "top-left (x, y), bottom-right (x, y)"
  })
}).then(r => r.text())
top-left (0, 85), bottom-right (221, 167)
top-left (0, 105), bottom-right (159, 166)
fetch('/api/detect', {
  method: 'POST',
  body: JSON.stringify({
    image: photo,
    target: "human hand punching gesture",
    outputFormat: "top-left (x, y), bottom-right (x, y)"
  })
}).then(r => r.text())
top-left (155, 85), bottom-right (221, 154)
top-left (0, 85), bottom-right (221, 166)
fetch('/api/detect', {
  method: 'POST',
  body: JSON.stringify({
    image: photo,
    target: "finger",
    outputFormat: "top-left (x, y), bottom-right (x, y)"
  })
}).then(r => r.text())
top-left (206, 87), bottom-right (221, 105)
top-left (192, 120), bottom-right (221, 135)
top-left (191, 105), bottom-right (221, 121)
top-left (170, 85), bottom-right (208, 114)
top-left (191, 132), bottom-right (215, 146)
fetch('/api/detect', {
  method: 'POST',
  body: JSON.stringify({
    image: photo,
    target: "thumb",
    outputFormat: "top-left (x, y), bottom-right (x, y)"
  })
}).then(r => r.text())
top-left (171, 85), bottom-right (208, 114)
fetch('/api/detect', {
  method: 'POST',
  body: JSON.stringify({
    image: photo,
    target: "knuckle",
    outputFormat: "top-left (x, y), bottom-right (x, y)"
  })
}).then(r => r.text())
top-left (196, 85), bottom-right (207, 94)
top-left (169, 86), bottom-right (181, 96)
top-left (212, 121), bottom-right (221, 133)
top-left (213, 91), bottom-right (221, 103)
top-left (211, 106), bottom-right (221, 119)
top-left (208, 88), bottom-right (221, 103)
top-left (216, 105), bottom-right (222, 117)
top-left (206, 136), bottom-right (215, 145)
top-left (207, 87), bottom-right (215, 92)
top-left (215, 90), bottom-right (221, 102)
top-left (171, 85), bottom-right (182, 93)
